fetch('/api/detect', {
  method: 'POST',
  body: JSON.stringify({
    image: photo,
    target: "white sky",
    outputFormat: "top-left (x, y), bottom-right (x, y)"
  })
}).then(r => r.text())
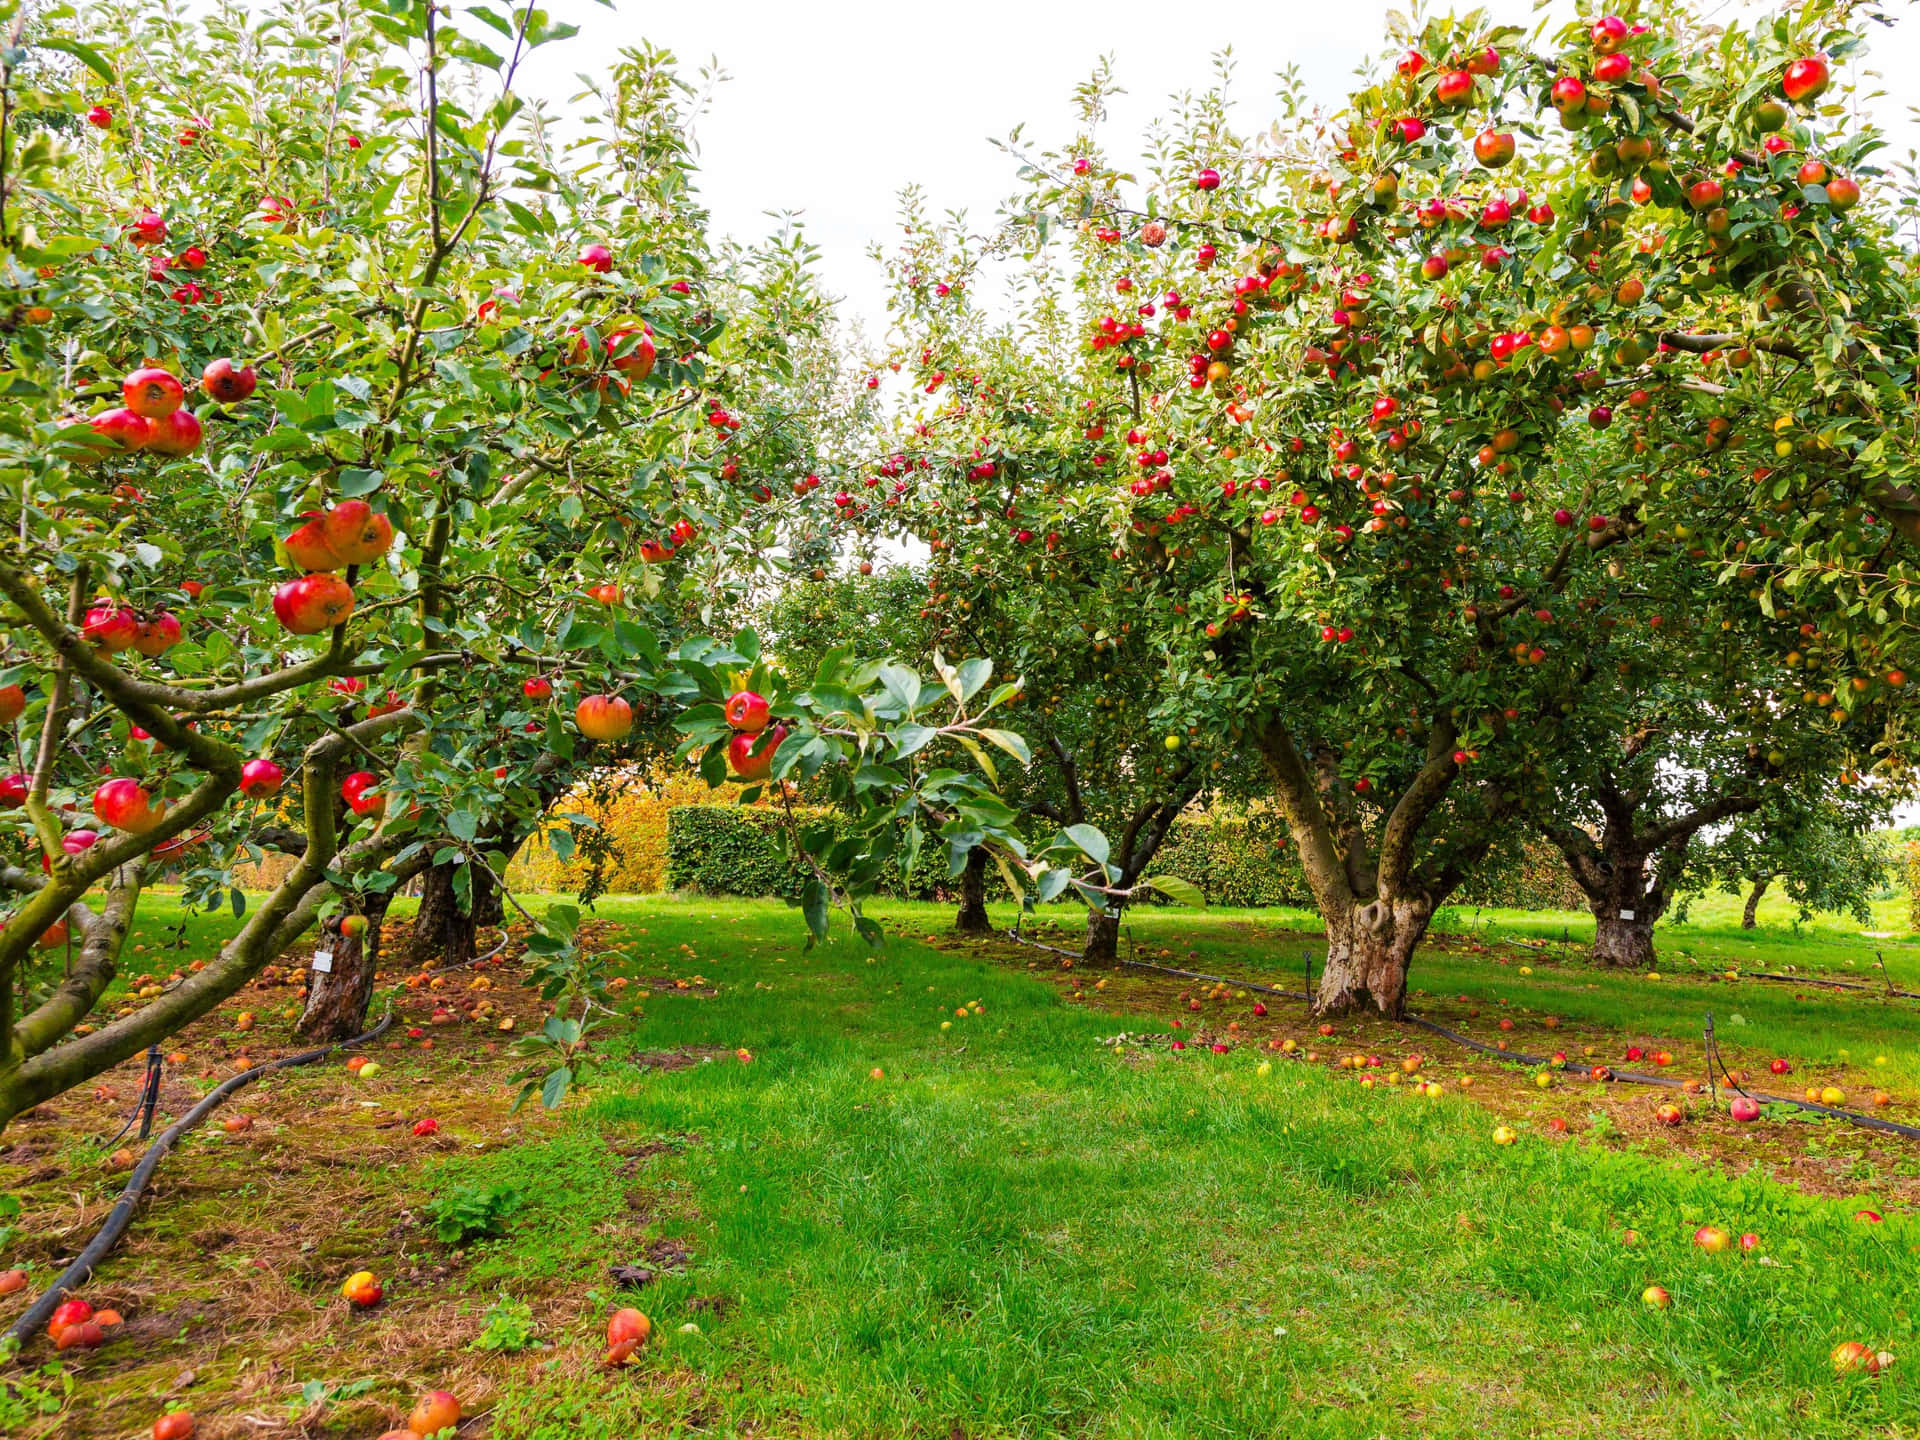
top-left (513, 0), bottom-right (1920, 335)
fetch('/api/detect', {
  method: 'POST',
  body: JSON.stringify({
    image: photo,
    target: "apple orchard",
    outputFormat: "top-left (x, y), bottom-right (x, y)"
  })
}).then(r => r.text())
top-left (3, 0), bottom-right (1920, 1202)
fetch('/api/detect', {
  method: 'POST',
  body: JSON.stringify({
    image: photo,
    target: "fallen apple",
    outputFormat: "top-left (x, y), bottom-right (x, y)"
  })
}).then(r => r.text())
top-left (1729, 1097), bottom-right (1761, 1122)
top-left (406, 1390), bottom-right (461, 1436)
top-left (604, 1306), bottom-right (652, 1365)
top-left (153, 1412), bottom-right (196, 1440)
top-left (1693, 1224), bottom-right (1731, 1254)
top-left (1641, 1284), bottom-right (1671, 1310)
top-left (340, 1270), bottom-right (383, 1307)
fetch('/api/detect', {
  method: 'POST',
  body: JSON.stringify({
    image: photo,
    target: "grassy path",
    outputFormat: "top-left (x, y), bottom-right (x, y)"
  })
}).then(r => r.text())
top-left (465, 899), bottom-right (1917, 1438)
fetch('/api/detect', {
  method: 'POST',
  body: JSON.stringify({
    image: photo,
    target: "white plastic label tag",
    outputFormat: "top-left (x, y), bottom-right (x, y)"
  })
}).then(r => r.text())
top-left (312, 950), bottom-right (335, 973)
top-left (1618, 910), bottom-right (1635, 921)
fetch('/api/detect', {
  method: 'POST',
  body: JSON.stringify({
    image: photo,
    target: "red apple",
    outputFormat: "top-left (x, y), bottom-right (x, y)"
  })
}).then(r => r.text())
top-left (239, 758), bottom-right (284, 798)
top-left (575, 694), bottom-right (633, 741)
top-left (283, 514), bottom-right (342, 573)
top-left (1687, 177), bottom-right (1724, 210)
top-left (1831, 1340), bottom-right (1882, 1375)
top-left (84, 605), bottom-right (140, 651)
top-left (95, 778), bottom-right (163, 833)
top-left (153, 1412), bottom-right (196, 1440)
top-left (1473, 130), bottom-right (1514, 168)
top-left (1641, 1285), bottom-right (1670, 1309)
top-left (606, 325), bottom-right (656, 379)
top-left (412, 1117), bottom-right (439, 1136)
top-left (1435, 70), bottom-right (1473, 105)
top-left (1739, 1232), bottom-right (1761, 1253)
top-left (123, 367), bottom-right (185, 418)
top-left (1590, 15), bottom-right (1627, 52)
top-left (578, 242), bottom-right (613, 272)
top-left (1593, 53), bottom-right (1631, 83)
top-left (522, 676), bottom-right (553, 701)
top-left (201, 358), bottom-right (257, 403)
top-left (1825, 175), bottom-right (1860, 210)
top-left (724, 690), bottom-right (771, 733)
top-left (1193, 167), bottom-right (1220, 189)
top-left (727, 722), bottom-right (789, 781)
top-left (144, 409), bottom-right (203, 457)
top-left (341, 770), bottom-right (383, 817)
top-left (87, 104), bottom-right (113, 128)
top-left (604, 1307), bottom-right (652, 1365)
top-left (1693, 1224), bottom-right (1731, 1253)
top-left (89, 407), bottom-right (153, 453)
top-left (1782, 56), bottom-right (1830, 104)
top-left (272, 573), bottom-right (355, 634)
top-left (127, 210), bottom-right (167, 247)
top-left (1729, 1096), bottom-right (1761, 1122)
top-left (0, 685), bottom-right (21, 724)
top-left (322, 500), bottom-right (394, 565)
top-left (407, 1390), bottom-right (460, 1435)
top-left (1550, 76), bottom-right (1586, 111)
top-left (132, 611), bottom-right (183, 657)
top-left (1655, 1102), bottom-right (1683, 1126)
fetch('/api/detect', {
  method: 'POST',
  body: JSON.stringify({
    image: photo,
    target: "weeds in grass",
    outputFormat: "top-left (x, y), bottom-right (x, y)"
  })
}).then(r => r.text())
top-left (474, 1294), bottom-right (539, 1353)
top-left (426, 1181), bottom-right (523, 1245)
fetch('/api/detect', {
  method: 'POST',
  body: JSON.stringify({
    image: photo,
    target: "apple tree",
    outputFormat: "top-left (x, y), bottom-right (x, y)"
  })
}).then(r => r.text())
top-left (0, 0), bottom-right (1036, 1131)
top-left (863, 0), bottom-right (1920, 1013)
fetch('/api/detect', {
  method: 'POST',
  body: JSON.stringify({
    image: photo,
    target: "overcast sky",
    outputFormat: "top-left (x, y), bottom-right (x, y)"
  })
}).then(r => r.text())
top-left (510, 0), bottom-right (1920, 335)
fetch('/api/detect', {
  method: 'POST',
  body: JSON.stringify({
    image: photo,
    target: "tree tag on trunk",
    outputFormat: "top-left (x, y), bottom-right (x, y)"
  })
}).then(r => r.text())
top-left (312, 950), bottom-right (335, 974)
top-left (1103, 906), bottom-right (1121, 919)
top-left (1618, 909), bottom-right (1635, 921)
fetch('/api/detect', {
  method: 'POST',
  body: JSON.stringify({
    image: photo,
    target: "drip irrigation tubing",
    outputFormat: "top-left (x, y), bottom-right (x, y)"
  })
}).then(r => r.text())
top-left (1068, 948), bottom-right (1920, 1144)
top-left (1744, 969), bottom-right (1920, 1002)
top-left (6, 1007), bottom-right (394, 1350)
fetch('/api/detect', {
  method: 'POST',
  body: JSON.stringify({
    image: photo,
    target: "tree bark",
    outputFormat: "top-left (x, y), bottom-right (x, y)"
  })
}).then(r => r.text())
top-left (1742, 877), bottom-right (1769, 929)
top-left (1083, 905), bottom-right (1121, 965)
top-left (1314, 896), bottom-right (1431, 1017)
top-left (296, 890), bottom-right (394, 1041)
top-left (412, 860), bottom-right (499, 967)
top-left (953, 847), bottom-right (991, 934)
top-left (1588, 857), bottom-right (1661, 966)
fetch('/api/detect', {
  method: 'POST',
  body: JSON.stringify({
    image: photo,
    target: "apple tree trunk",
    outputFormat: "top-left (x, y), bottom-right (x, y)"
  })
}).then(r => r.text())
top-left (1083, 905), bottom-right (1122, 965)
top-left (1588, 860), bottom-right (1659, 967)
top-left (412, 860), bottom-right (502, 967)
top-left (1313, 897), bottom-right (1432, 1018)
top-left (953, 847), bottom-right (991, 934)
top-left (296, 890), bottom-right (393, 1042)
top-left (1742, 878), bottom-right (1768, 930)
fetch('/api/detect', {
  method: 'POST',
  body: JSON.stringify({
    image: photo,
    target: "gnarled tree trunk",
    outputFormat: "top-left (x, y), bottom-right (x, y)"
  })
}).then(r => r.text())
top-left (296, 890), bottom-right (393, 1041)
top-left (1314, 896), bottom-right (1432, 1018)
top-left (1742, 877), bottom-right (1769, 929)
top-left (954, 847), bottom-right (991, 934)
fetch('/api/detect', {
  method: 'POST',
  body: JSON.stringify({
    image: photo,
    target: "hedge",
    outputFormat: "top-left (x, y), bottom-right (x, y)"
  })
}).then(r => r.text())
top-left (665, 805), bottom-right (942, 900)
top-left (661, 804), bottom-right (1588, 912)
top-left (508, 763), bottom-right (748, 897)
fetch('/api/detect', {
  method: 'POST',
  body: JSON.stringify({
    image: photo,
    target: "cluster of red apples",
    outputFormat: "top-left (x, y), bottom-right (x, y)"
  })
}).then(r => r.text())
top-left (81, 359), bottom-right (257, 461)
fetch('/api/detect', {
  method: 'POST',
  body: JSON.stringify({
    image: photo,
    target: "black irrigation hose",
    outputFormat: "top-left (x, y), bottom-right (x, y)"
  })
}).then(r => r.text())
top-left (5, 1008), bottom-right (395, 1350)
top-left (1745, 970), bottom-right (1920, 1002)
top-left (1092, 952), bottom-right (1920, 1144)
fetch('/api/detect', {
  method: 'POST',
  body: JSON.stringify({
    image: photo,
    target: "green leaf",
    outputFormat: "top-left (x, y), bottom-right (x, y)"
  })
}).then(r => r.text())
top-left (1143, 875), bottom-right (1206, 907)
top-left (976, 728), bottom-right (1031, 765)
top-left (800, 876), bottom-right (830, 943)
top-left (39, 37), bottom-right (117, 83)
top-left (955, 658), bottom-right (993, 702)
top-left (1064, 824), bottom-right (1109, 867)
top-left (540, 1066), bottom-right (573, 1109)
top-left (890, 723), bottom-right (937, 759)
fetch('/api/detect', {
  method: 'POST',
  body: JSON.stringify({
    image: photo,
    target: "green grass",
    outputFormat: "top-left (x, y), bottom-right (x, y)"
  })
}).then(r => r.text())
top-left (24, 889), bottom-right (1920, 1436)
top-left (394, 895), bottom-right (1920, 1439)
